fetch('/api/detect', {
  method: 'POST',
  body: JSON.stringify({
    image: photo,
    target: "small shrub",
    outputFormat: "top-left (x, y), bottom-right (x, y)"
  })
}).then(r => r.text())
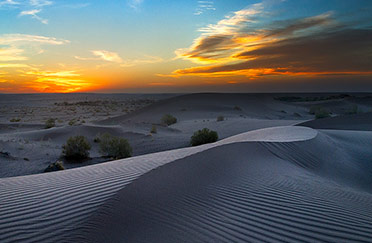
top-left (93, 134), bottom-right (101, 143)
top-left (347, 105), bottom-right (359, 115)
top-left (161, 114), bottom-right (177, 126)
top-left (10, 118), bottom-right (21, 122)
top-left (150, 125), bottom-right (157, 134)
top-left (315, 108), bottom-right (331, 119)
top-left (68, 119), bottom-right (76, 126)
top-left (62, 135), bottom-right (91, 160)
top-left (293, 112), bottom-right (302, 117)
top-left (233, 105), bottom-right (242, 111)
top-left (45, 118), bottom-right (56, 129)
top-left (309, 106), bottom-right (321, 115)
top-left (217, 116), bottom-right (224, 122)
top-left (44, 161), bottom-right (65, 172)
top-left (190, 128), bottom-right (218, 146)
top-left (99, 133), bottom-right (132, 159)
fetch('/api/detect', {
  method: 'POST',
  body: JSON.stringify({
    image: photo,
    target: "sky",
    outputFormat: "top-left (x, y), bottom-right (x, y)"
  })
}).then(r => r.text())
top-left (0, 0), bottom-right (371, 93)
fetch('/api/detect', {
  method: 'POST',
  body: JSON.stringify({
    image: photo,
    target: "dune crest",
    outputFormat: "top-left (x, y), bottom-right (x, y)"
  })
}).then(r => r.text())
top-left (0, 126), bottom-right (317, 242)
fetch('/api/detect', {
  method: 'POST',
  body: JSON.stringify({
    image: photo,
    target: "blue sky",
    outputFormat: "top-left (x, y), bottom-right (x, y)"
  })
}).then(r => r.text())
top-left (0, 0), bottom-right (371, 92)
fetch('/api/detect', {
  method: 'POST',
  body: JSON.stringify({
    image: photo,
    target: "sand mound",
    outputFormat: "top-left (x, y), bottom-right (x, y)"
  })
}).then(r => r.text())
top-left (300, 112), bottom-right (372, 131)
top-left (71, 130), bottom-right (372, 243)
top-left (1, 126), bottom-right (372, 242)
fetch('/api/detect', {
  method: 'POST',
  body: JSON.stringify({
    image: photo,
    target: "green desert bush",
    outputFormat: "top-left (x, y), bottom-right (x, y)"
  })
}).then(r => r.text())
top-left (10, 118), bottom-right (21, 122)
top-left (190, 128), bottom-right (218, 146)
top-left (309, 106), bottom-right (331, 118)
top-left (314, 108), bottom-right (331, 119)
top-left (44, 161), bottom-right (65, 172)
top-left (233, 105), bottom-right (242, 111)
top-left (347, 105), bottom-right (359, 115)
top-left (217, 115), bottom-right (224, 122)
top-left (150, 125), bottom-right (157, 134)
top-left (161, 114), bottom-right (177, 126)
top-left (98, 133), bottom-right (132, 159)
top-left (62, 135), bottom-right (91, 160)
top-left (45, 118), bottom-right (56, 129)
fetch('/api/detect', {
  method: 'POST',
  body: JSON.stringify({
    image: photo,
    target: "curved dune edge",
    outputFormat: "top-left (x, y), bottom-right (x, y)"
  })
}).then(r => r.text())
top-left (0, 126), bottom-right (316, 242)
top-left (69, 140), bottom-right (372, 242)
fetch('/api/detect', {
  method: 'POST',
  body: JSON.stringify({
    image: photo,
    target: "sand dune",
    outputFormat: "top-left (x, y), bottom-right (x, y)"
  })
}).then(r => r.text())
top-left (1, 126), bottom-right (372, 242)
top-left (300, 112), bottom-right (372, 131)
top-left (70, 128), bottom-right (372, 243)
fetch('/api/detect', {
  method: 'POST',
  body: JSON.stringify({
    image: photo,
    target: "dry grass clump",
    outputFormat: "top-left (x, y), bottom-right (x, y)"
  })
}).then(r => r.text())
top-left (161, 114), bottom-right (177, 126)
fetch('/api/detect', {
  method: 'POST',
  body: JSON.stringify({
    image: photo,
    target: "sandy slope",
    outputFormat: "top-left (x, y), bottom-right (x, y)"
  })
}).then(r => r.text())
top-left (0, 126), bottom-right (316, 242)
top-left (1, 126), bottom-right (372, 242)
top-left (70, 129), bottom-right (372, 243)
top-left (300, 112), bottom-right (372, 131)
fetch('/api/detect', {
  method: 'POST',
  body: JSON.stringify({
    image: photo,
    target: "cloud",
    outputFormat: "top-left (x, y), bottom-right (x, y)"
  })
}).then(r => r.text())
top-left (0, 47), bottom-right (27, 61)
top-left (120, 55), bottom-right (163, 67)
top-left (91, 50), bottom-right (123, 63)
top-left (195, 1), bottom-right (215, 16)
top-left (176, 3), bottom-right (264, 63)
top-left (29, 0), bottom-right (52, 7)
top-left (77, 51), bottom-right (163, 67)
top-left (0, 33), bottom-right (69, 45)
top-left (0, 0), bottom-right (19, 6)
top-left (0, 34), bottom-right (69, 62)
top-left (172, 1), bottom-right (372, 79)
top-left (19, 9), bottom-right (48, 24)
top-left (61, 3), bottom-right (90, 9)
top-left (20, 68), bottom-right (95, 93)
top-left (0, 63), bottom-right (29, 68)
top-left (128, 0), bottom-right (143, 10)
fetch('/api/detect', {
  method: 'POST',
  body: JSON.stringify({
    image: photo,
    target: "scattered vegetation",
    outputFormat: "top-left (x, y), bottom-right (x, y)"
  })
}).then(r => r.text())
top-left (309, 106), bottom-right (331, 119)
top-left (94, 134), bottom-right (101, 143)
top-left (62, 135), bottom-right (91, 160)
top-left (190, 128), bottom-right (218, 146)
top-left (217, 115), bottom-right (224, 122)
top-left (161, 114), bottom-right (177, 126)
top-left (233, 105), bottom-right (242, 111)
top-left (10, 118), bottom-right (21, 122)
top-left (45, 118), bottom-right (56, 129)
top-left (98, 133), bottom-right (132, 159)
top-left (68, 119), bottom-right (77, 126)
top-left (346, 104), bottom-right (359, 115)
top-left (275, 94), bottom-right (350, 102)
top-left (44, 161), bottom-right (65, 172)
top-left (150, 125), bottom-right (157, 134)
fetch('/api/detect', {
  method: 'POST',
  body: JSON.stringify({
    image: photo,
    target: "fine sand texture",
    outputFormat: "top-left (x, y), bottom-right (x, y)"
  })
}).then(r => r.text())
top-left (1, 126), bottom-right (372, 242)
top-left (1, 93), bottom-right (372, 242)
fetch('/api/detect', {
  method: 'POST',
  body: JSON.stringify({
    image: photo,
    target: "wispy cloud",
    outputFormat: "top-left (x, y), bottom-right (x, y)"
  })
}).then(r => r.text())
top-left (61, 2), bottom-right (90, 9)
top-left (77, 51), bottom-right (163, 67)
top-left (171, 1), bottom-right (372, 79)
top-left (0, 34), bottom-right (69, 63)
top-left (0, 34), bottom-right (69, 45)
top-left (19, 9), bottom-right (48, 24)
top-left (1, 0), bottom-right (53, 24)
top-left (91, 50), bottom-right (123, 63)
top-left (22, 69), bottom-right (94, 93)
top-left (0, 0), bottom-right (20, 6)
top-left (120, 55), bottom-right (163, 67)
top-left (195, 0), bottom-right (215, 15)
top-left (128, 0), bottom-right (143, 10)
top-left (29, 0), bottom-right (52, 7)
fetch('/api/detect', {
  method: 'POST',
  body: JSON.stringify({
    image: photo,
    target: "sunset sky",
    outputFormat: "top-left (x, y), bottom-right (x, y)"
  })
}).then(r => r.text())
top-left (0, 0), bottom-right (371, 93)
